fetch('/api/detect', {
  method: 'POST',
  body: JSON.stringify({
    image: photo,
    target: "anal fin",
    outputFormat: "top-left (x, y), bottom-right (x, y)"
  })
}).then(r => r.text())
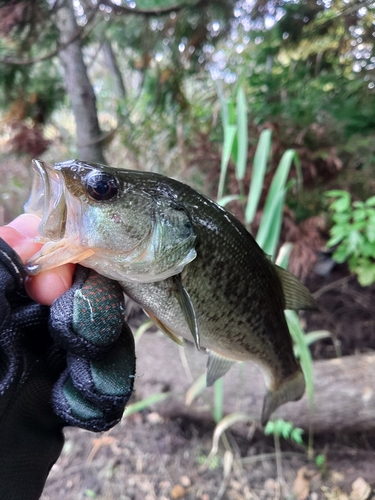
top-left (206, 350), bottom-right (235, 387)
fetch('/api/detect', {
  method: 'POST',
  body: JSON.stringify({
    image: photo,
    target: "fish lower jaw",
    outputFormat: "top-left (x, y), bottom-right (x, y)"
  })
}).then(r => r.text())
top-left (26, 239), bottom-right (95, 275)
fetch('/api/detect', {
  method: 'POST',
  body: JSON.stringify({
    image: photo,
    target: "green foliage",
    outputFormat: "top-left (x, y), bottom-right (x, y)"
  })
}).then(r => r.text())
top-left (218, 87), bottom-right (300, 259)
top-left (84, 490), bottom-right (97, 498)
top-left (315, 452), bottom-right (328, 477)
top-left (326, 190), bottom-right (375, 286)
top-left (196, 453), bottom-right (221, 470)
top-left (124, 391), bottom-right (172, 418)
top-left (264, 418), bottom-right (304, 445)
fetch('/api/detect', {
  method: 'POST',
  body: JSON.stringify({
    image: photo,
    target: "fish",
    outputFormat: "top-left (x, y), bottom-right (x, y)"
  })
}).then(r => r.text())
top-left (25, 159), bottom-right (317, 425)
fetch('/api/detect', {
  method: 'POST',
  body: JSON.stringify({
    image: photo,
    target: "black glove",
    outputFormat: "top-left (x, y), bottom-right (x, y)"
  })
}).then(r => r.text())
top-left (0, 238), bottom-right (135, 500)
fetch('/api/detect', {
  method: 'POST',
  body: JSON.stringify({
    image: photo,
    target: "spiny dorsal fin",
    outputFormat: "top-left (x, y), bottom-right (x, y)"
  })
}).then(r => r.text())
top-left (206, 350), bottom-right (235, 387)
top-left (146, 310), bottom-right (184, 346)
top-left (274, 265), bottom-right (318, 311)
top-left (173, 275), bottom-right (200, 350)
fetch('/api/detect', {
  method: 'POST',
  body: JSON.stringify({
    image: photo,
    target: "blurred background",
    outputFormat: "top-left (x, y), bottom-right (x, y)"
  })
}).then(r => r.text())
top-left (1, 1), bottom-right (375, 499)
top-left (1, 0), bottom-right (374, 221)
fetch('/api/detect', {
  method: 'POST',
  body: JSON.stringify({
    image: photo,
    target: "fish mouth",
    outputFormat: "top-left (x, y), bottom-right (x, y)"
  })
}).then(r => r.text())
top-left (24, 159), bottom-right (95, 276)
top-left (24, 159), bottom-right (67, 242)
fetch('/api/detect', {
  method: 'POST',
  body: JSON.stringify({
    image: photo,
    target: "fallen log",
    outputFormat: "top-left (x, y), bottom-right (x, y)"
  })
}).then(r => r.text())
top-left (134, 332), bottom-right (375, 433)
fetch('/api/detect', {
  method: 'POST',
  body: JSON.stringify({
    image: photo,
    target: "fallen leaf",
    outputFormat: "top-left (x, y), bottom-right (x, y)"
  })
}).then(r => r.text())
top-left (350, 478), bottom-right (372, 500)
top-left (170, 484), bottom-right (186, 499)
top-left (293, 467), bottom-right (310, 500)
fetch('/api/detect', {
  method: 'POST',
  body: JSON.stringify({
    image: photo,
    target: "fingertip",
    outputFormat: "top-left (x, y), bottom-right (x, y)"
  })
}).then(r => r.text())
top-left (25, 263), bottom-right (76, 305)
top-left (8, 214), bottom-right (41, 237)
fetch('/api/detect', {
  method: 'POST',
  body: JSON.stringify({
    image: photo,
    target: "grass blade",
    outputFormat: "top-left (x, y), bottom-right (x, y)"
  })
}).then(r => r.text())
top-left (256, 150), bottom-right (297, 258)
top-left (213, 377), bottom-right (224, 423)
top-left (286, 310), bottom-right (314, 404)
top-left (217, 194), bottom-right (243, 207)
top-left (199, 412), bottom-right (256, 471)
top-left (124, 392), bottom-right (172, 417)
top-left (218, 124), bottom-right (237, 199)
top-left (235, 86), bottom-right (248, 181)
top-left (185, 372), bottom-right (206, 406)
top-left (245, 129), bottom-right (272, 225)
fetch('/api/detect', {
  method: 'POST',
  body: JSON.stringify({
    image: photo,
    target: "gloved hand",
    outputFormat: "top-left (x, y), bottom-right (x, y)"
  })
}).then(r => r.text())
top-left (0, 237), bottom-right (135, 500)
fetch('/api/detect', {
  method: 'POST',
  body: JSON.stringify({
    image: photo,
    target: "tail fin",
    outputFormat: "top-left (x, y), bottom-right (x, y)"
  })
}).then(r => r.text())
top-left (261, 370), bottom-right (305, 426)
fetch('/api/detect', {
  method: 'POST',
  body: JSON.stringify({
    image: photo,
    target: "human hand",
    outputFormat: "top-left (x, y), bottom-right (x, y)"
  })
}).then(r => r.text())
top-left (0, 214), bottom-right (75, 305)
top-left (0, 218), bottom-right (136, 499)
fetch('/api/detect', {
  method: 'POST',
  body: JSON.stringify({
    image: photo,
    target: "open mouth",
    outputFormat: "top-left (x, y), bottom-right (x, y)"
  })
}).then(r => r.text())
top-left (24, 159), bottom-right (67, 242)
top-left (24, 160), bottom-right (96, 276)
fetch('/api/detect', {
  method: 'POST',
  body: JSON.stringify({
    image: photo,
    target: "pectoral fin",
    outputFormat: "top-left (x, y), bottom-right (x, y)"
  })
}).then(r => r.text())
top-left (172, 275), bottom-right (200, 351)
top-left (206, 350), bottom-right (235, 387)
top-left (274, 265), bottom-right (318, 310)
top-left (146, 311), bottom-right (184, 346)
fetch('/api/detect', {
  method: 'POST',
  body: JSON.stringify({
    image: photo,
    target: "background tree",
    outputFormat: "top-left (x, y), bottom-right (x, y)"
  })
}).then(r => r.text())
top-left (0, 0), bottom-right (374, 214)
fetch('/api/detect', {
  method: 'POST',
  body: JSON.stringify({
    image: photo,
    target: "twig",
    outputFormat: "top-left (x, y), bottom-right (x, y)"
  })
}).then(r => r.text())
top-left (99, 0), bottom-right (206, 17)
top-left (0, 4), bottom-right (99, 66)
top-left (313, 275), bottom-right (352, 300)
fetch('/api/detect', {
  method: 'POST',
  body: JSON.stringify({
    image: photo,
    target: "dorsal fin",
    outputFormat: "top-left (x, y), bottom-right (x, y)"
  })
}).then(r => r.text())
top-left (206, 350), bottom-right (235, 387)
top-left (274, 265), bottom-right (318, 311)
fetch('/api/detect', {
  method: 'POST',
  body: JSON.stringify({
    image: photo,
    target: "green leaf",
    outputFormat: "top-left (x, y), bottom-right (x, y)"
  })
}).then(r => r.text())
top-left (348, 230), bottom-right (363, 251)
top-left (218, 124), bottom-right (236, 199)
top-left (333, 245), bottom-right (351, 263)
top-left (256, 150), bottom-right (297, 258)
top-left (365, 196), bottom-right (375, 207)
top-left (327, 233), bottom-right (345, 247)
top-left (360, 240), bottom-right (375, 257)
top-left (330, 192), bottom-right (351, 213)
top-left (325, 189), bottom-right (347, 198)
top-left (286, 310), bottom-right (314, 405)
top-left (264, 421), bottom-right (275, 436)
top-left (280, 421), bottom-right (293, 439)
top-left (235, 86), bottom-right (248, 181)
top-left (353, 201), bottom-right (365, 209)
top-left (291, 427), bottom-right (304, 445)
top-left (357, 264), bottom-right (375, 287)
top-left (327, 224), bottom-right (349, 247)
top-left (124, 392), bottom-right (172, 417)
top-left (353, 209), bottom-right (366, 222)
top-left (332, 212), bottom-right (350, 224)
top-left (294, 330), bottom-right (331, 356)
top-left (213, 377), bottom-right (224, 423)
top-left (352, 220), bottom-right (366, 232)
top-left (217, 194), bottom-right (243, 207)
top-left (366, 223), bottom-right (375, 244)
top-left (244, 129), bottom-right (272, 225)
top-left (185, 373), bottom-right (206, 406)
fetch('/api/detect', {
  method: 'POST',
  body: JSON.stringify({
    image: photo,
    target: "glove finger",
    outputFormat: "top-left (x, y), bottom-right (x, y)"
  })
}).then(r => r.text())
top-left (52, 322), bottom-right (135, 432)
top-left (49, 266), bottom-right (126, 359)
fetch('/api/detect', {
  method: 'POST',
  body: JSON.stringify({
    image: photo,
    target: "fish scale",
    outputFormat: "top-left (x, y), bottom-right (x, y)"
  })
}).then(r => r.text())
top-left (25, 159), bottom-right (317, 425)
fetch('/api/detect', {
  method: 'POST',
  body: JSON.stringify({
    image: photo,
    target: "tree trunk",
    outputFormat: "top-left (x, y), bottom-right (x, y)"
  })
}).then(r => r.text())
top-left (102, 40), bottom-right (126, 99)
top-left (56, 0), bottom-right (106, 164)
top-left (135, 333), bottom-right (375, 434)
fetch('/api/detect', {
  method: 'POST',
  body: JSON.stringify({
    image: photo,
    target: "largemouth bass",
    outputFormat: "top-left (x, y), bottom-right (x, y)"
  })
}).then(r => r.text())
top-left (25, 159), bottom-right (316, 425)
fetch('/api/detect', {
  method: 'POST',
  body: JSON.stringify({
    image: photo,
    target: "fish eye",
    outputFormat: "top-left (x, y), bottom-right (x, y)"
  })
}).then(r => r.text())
top-left (86, 172), bottom-right (119, 201)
